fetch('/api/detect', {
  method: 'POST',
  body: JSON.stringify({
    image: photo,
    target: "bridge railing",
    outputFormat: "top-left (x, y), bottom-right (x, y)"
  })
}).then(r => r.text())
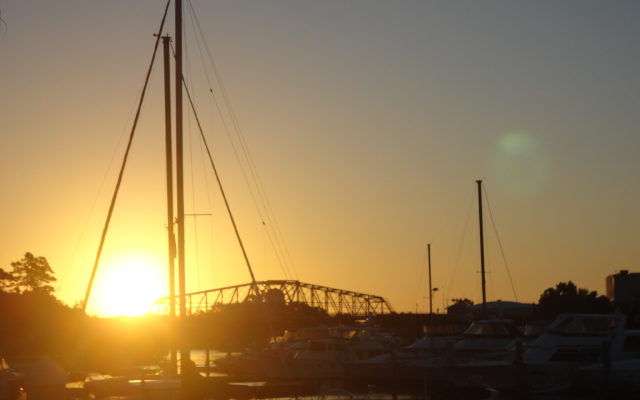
top-left (151, 280), bottom-right (394, 317)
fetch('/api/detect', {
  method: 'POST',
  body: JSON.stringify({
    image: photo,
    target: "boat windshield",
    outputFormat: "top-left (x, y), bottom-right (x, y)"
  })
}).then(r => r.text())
top-left (549, 315), bottom-right (618, 335)
top-left (463, 321), bottom-right (520, 337)
top-left (523, 321), bottom-right (550, 337)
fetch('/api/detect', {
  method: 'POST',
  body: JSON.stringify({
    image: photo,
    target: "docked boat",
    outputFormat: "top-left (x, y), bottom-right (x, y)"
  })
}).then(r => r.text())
top-left (218, 324), bottom-right (400, 380)
top-left (352, 314), bottom-right (609, 395)
top-left (452, 319), bottom-right (523, 353)
top-left (524, 313), bottom-right (630, 364)
top-left (405, 312), bottom-right (640, 394)
top-left (524, 313), bottom-right (640, 394)
top-left (0, 358), bottom-right (24, 400)
top-left (348, 318), bottom-right (524, 393)
top-left (4, 357), bottom-right (66, 400)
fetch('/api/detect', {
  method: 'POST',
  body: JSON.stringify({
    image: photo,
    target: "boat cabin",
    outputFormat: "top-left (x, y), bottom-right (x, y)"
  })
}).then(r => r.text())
top-left (453, 319), bottom-right (523, 352)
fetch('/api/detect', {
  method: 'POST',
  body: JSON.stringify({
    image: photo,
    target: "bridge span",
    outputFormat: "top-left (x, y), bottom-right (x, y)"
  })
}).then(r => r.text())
top-left (152, 280), bottom-right (394, 317)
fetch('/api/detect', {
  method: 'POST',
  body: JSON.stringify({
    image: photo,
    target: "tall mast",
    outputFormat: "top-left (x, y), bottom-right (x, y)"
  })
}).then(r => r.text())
top-left (161, 35), bottom-right (177, 376)
top-left (427, 243), bottom-right (433, 314)
top-left (175, 0), bottom-right (189, 369)
top-left (476, 179), bottom-right (487, 317)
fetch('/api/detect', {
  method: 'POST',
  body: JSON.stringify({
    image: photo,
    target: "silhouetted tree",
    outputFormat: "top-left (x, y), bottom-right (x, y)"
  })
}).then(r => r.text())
top-left (188, 298), bottom-right (333, 351)
top-left (535, 281), bottom-right (611, 319)
top-left (451, 298), bottom-right (474, 307)
top-left (0, 253), bottom-right (176, 372)
top-left (0, 268), bottom-right (15, 292)
top-left (447, 298), bottom-right (474, 317)
top-left (0, 252), bottom-right (56, 294)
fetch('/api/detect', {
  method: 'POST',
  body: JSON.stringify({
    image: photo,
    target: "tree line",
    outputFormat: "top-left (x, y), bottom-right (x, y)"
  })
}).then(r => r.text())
top-left (448, 280), bottom-right (613, 320)
top-left (0, 251), bottom-right (632, 373)
top-left (0, 253), bottom-right (338, 373)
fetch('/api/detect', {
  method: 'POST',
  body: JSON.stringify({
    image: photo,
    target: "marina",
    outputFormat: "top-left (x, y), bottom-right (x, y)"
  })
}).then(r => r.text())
top-left (33, 312), bottom-right (640, 399)
top-left (1, 1), bottom-right (639, 399)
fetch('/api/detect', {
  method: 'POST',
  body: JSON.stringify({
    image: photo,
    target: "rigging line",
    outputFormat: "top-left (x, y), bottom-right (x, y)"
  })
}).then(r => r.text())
top-left (180, 9), bottom-right (294, 372)
top-left (250, 216), bottom-right (291, 279)
top-left (192, 116), bottom-right (218, 280)
top-left (184, 2), bottom-right (261, 224)
top-left (169, 37), bottom-right (290, 286)
top-left (446, 190), bottom-right (475, 303)
top-left (187, 2), bottom-right (298, 280)
top-left (486, 239), bottom-right (493, 300)
top-left (185, 11), bottom-right (296, 283)
top-left (483, 185), bottom-right (518, 301)
top-left (186, 2), bottom-right (215, 99)
top-left (82, 0), bottom-right (171, 312)
top-left (424, 195), bottom-right (458, 249)
top-left (183, 9), bottom-right (275, 248)
top-left (184, 24), bottom-right (203, 291)
top-left (184, 9), bottom-right (218, 283)
top-left (194, 113), bottom-right (218, 285)
top-left (187, 103), bottom-right (203, 290)
top-left (193, 105), bottom-right (218, 286)
top-left (168, 40), bottom-right (290, 288)
top-left (181, 73), bottom-right (260, 292)
top-left (60, 98), bottom-right (139, 296)
top-left (180, 7), bottom-right (268, 257)
top-left (414, 246), bottom-right (429, 312)
top-left (222, 101), bottom-right (300, 280)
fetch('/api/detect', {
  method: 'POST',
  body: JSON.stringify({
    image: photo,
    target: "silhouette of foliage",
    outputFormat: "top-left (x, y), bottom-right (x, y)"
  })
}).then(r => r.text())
top-left (535, 281), bottom-right (612, 319)
top-left (0, 289), bottom-right (173, 373)
top-left (188, 292), bottom-right (333, 351)
top-left (0, 254), bottom-right (173, 373)
top-left (0, 268), bottom-right (15, 292)
top-left (0, 256), bottom-right (337, 372)
top-left (451, 298), bottom-right (474, 307)
top-left (447, 298), bottom-right (474, 316)
top-left (0, 290), bottom-right (80, 359)
top-left (0, 252), bottom-right (56, 294)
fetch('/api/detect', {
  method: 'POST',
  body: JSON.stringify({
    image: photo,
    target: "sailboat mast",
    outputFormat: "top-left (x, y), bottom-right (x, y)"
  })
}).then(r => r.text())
top-left (427, 243), bottom-right (433, 314)
top-left (161, 34), bottom-right (178, 375)
top-left (476, 179), bottom-right (487, 317)
top-left (175, 0), bottom-right (189, 368)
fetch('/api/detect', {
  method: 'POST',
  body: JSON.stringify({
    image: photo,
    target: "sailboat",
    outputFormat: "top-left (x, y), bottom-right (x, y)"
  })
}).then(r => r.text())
top-left (348, 182), bottom-right (577, 396)
top-left (77, 1), bottom-right (212, 399)
top-left (76, 0), bottom-right (287, 396)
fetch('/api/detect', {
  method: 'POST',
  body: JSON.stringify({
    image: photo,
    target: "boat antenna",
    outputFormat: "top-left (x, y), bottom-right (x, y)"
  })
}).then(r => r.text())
top-left (476, 179), bottom-right (487, 318)
top-left (82, 0), bottom-right (171, 313)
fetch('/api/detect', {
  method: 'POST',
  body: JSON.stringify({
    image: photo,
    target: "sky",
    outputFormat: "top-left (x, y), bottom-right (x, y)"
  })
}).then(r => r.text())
top-left (0, 1), bottom-right (639, 316)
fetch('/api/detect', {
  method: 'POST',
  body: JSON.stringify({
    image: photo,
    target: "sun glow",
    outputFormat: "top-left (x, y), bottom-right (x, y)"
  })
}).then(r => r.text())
top-left (92, 253), bottom-right (167, 317)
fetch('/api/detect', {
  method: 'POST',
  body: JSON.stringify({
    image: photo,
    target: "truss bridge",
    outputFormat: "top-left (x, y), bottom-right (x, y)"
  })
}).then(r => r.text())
top-left (152, 280), bottom-right (394, 317)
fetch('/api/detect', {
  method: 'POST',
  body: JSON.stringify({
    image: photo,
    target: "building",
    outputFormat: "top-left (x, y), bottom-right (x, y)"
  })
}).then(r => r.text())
top-left (606, 270), bottom-right (640, 308)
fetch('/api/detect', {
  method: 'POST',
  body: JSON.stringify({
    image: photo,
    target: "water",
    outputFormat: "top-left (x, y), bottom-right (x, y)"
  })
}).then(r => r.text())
top-left (188, 349), bottom-right (232, 369)
top-left (161, 351), bottom-right (634, 400)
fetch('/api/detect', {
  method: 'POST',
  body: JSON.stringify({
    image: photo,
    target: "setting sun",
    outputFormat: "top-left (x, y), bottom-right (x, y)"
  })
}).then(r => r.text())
top-left (92, 253), bottom-right (167, 317)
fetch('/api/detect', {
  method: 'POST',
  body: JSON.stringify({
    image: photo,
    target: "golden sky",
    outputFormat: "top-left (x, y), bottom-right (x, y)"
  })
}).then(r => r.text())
top-left (1, 1), bottom-right (639, 316)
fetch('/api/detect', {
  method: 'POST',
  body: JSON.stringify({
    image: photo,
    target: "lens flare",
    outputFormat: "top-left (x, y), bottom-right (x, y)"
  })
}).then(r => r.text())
top-left (490, 131), bottom-right (548, 197)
